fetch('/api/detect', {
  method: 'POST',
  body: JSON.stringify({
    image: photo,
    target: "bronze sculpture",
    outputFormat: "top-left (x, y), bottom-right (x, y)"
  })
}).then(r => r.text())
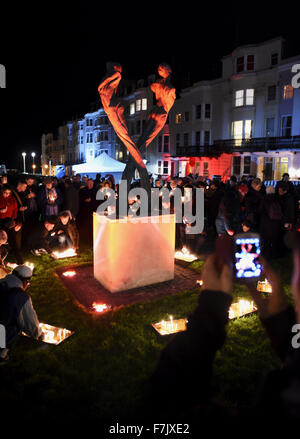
top-left (98, 62), bottom-right (176, 198)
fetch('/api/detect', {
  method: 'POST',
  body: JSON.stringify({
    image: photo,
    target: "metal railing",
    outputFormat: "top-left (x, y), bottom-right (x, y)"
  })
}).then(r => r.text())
top-left (175, 135), bottom-right (300, 156)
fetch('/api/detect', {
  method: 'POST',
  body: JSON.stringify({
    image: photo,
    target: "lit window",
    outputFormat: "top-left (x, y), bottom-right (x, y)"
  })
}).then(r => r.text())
top-left (235, 90), bottom-right (244, 107)
top-left (176, 113), bottom-right (182, 124)
top-left (244, 120), bottom-right (253, 139)
top-left (136, 99), bottom-right (141, 111)
top-left (283, 85), bottom-right (293, 99)
top-left (158, 160), bottom-right (162, 174)
top-left (142, 98), bottom-right (147, 110)
top-left (119, 151), bottom-right (123, 159)
top-left (130, 103), bottom-right (135, 115)
top-left (203, 162), bottom-right (209, 177)
top-left (246, 89), bottom-right (254, 105)
top-left (232, 120), bottom-right (243, 146)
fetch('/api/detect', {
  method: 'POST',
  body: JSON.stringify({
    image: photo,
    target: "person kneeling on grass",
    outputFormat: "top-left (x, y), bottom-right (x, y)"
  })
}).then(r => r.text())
top-left (28, 216), bottom-right (57, 256)
top-left (55, 211), bottom-right (79, 252)
top-left (0, 265), bottom-right (42, 365)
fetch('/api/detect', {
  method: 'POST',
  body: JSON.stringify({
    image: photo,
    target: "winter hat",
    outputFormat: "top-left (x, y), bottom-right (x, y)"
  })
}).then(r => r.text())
top-left (13, 265), bottom-right (33, 280)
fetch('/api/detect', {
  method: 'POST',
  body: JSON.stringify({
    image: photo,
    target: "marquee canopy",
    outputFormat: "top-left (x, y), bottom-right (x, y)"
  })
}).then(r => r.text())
top-left (72, 152), bottom-right (126, 174)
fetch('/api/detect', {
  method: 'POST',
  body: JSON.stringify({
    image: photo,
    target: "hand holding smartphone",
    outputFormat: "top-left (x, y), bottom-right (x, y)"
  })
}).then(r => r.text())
top-left (234, 233), bottom-right (262, 280)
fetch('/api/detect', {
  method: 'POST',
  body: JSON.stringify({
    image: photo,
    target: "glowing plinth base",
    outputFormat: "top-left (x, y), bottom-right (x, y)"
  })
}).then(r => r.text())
top-left (93, 213), bottom-right (175, 293)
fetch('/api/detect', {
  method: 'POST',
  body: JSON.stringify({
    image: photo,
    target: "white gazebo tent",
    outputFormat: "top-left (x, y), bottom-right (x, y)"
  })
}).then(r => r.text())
top-left (72, 152), bottom-right (126, 183)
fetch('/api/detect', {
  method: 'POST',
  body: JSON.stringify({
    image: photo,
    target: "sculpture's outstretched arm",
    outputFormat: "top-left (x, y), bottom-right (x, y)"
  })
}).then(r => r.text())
top-left (98, 64), bottom-right (146, 169)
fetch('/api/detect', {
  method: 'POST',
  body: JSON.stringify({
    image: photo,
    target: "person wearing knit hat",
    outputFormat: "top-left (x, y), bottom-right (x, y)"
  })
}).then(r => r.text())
top-left (0, 264), bottom-right (42, 365)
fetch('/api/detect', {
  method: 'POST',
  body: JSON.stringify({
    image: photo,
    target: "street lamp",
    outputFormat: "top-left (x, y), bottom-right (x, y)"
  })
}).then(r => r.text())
top-left (31, 152), bottom-right (36, 174)
top-left (22, 152), bottom-right (26, 173)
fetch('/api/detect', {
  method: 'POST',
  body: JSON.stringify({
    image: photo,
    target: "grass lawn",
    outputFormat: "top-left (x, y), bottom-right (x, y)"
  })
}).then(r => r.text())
top-left (0, 247), bottom-right (294, 423)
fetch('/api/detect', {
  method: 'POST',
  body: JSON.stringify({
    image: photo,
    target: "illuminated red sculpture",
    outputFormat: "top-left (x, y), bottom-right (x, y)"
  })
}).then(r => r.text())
top-left (98, 62), bottom-right (176, 194)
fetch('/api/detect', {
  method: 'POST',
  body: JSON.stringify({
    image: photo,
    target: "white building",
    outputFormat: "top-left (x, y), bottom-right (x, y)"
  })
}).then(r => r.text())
top-left (169, 37), bottom-right (300, 181)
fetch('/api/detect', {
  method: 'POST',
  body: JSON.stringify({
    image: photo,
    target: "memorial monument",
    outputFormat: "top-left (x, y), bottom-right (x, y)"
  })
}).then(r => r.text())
top-left (94, 63), bottom-right (176, 293)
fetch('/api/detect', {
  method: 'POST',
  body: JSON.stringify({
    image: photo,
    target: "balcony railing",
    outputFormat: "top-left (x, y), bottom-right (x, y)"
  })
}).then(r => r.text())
top-left (175, 135), bottom-right (300, 157)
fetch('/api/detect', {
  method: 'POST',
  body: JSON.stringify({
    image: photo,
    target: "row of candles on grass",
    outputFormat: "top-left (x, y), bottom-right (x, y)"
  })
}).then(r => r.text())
top-left (153, 277), bottom-right (273, 335)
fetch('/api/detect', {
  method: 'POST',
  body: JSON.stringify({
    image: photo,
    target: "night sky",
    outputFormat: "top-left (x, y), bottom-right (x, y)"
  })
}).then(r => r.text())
top-left (1, 2), bottom-right (300, 170)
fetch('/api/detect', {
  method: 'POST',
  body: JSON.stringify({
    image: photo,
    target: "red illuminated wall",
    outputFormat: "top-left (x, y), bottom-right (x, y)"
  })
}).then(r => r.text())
top-left (186, 154), bottom-right (232, 181)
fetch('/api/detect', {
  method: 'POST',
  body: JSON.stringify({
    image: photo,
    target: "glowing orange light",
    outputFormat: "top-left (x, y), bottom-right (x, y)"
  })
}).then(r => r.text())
top-left (174, 247), bottom-right (198, 262)
top-left (92, 303), bottom-right (109, 313)
top-left (257, 278), bottom-right (272, 293)
top-left (52, 248), bottom-right (77, 259)
top-left (228, 299), bottom-right (257, 319)
top-left (152, 316), bottom-right (188, 335)
top-left (62, 270), bottom-right (77, 277)
top-left (196, 280), bottom-right (203, 286)
top-left (25, 261), bottom-right (35, 271)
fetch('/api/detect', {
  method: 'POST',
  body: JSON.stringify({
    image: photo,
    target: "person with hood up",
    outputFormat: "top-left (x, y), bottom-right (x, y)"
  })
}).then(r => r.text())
top-left (0, 265), bottom-right (42, 365)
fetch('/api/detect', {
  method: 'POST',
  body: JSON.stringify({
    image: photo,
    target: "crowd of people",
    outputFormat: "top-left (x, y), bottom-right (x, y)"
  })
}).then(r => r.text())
top-left (0, 171), bottom-right (299, 272)
top-left (0, 173), bottom-right (101, 267)
top-left (0, 169), bottom-right (300, 423)
top-left (181, 172), bottom-right (300, 259)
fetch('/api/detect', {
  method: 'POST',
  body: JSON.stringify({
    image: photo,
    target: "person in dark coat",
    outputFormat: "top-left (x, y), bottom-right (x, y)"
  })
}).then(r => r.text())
top-left (140, 241), bottom-right (300, 424)
top-left (77, 178), bottom-right (98, 244)
top-left (55, 211), bottom-right (80, 251)
top-left (61, 178), bottom-right (79, 218)
top-left (0, 218), bottom-right (24, 265)
top-left (276, 173), bottom-right (295, 196)
top-left (0, 265), bottom-right (42, 364)
top-left (37, 177), bottom-right (63, 220)
top-left (259, 186), bottom-right (283, 259)
top-left (244, 177), bottom-right (263, 231)
top-left (205, 179), bottom-right (224, 230)
top-left (11, 180), bottom-right (28, 224)
top-left (215, 177), bottom-right (241, 236)
top-left (27, 216), bottom-right (57, 255)
top-left (277, 181), bottom-right (295, 230)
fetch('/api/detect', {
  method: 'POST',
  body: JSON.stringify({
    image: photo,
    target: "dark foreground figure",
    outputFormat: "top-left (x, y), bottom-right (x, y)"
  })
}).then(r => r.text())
top-left (140, 236), bottom-right (300, 426)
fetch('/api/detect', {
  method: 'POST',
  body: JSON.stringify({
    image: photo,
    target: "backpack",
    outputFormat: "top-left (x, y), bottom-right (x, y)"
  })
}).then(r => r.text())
top-left (268, 201), bottom-right (282, 220)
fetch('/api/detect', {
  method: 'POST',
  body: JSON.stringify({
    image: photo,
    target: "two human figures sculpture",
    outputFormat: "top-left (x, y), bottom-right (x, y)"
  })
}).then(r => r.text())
top-left (98, 62), bottom-right (176, 201)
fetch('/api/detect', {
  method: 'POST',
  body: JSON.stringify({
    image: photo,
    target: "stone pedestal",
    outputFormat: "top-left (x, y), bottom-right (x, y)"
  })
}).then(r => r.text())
top-left (93, 213), bottom-right (175, 293)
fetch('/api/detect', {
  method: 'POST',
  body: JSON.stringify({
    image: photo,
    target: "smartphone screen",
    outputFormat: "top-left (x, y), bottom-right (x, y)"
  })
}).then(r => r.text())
top-left (234, 235), bottom-right (261, 279)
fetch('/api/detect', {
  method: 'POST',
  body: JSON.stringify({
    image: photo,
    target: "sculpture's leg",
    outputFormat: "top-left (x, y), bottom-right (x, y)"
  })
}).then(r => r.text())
top-left (121, 156), bottom-right (135, 188)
